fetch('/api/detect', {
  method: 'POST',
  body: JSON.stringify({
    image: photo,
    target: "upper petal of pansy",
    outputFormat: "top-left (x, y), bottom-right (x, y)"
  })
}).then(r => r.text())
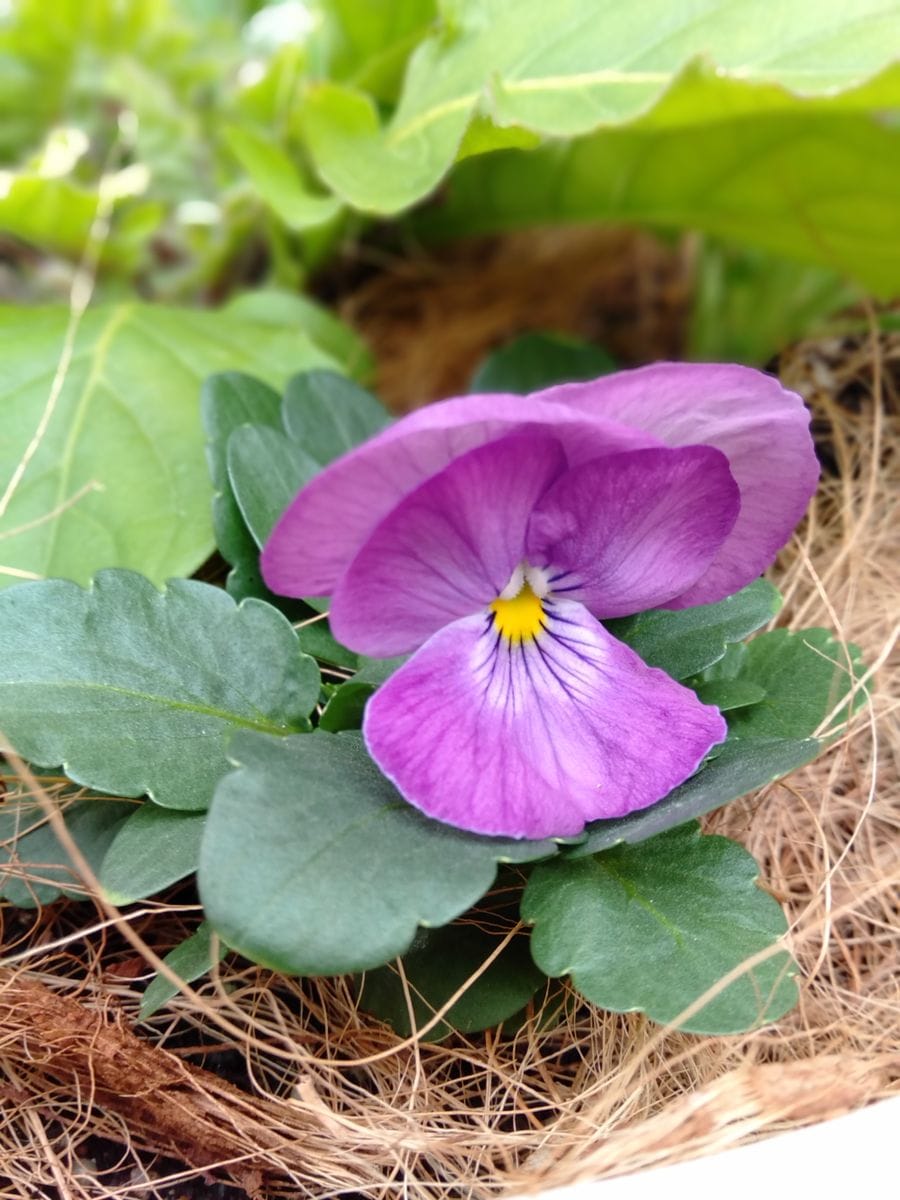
top-left (261, 393), bottom-right (660, 598)
top-left (364, 598), bottom-right (726, 839)
top-left (330, 432), bottom-right (566, 657)
top-left (526, 445), bottom-right (740, 618)
top-left (533, 364), bottom-right (819, 607)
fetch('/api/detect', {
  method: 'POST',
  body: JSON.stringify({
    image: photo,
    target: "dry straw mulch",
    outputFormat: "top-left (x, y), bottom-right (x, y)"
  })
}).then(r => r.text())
top-left (0, 232), bottom-right (897, 1198)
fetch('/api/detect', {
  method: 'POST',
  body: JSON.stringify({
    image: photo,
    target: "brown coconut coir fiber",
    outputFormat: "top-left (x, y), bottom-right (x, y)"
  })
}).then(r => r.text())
top-left (0, 231), bottom-right (897, 1198)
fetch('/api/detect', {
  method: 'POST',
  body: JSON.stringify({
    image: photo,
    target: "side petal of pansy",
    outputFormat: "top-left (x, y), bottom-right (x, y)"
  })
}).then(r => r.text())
top-left (261, 393), bottom-right (659, 598)
top-left (363, 599), bottom-right (726, 840)
top-left (534, 363), bottom-right (819, 608)
top-left (526, 444), bottom-right (741, 618)
top-left (330, 432), bottom-right (566, 657)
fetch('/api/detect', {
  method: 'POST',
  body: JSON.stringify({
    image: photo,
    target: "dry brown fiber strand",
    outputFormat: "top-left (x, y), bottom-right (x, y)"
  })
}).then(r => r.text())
top-left (0, 233), bottom-right (898, 1199)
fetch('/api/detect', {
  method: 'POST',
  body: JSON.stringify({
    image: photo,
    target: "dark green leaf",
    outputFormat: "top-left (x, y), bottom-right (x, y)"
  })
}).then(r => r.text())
top-left (470, 333), bottom-right (615, 393)
top-left (295, 619), bottom-right (359, 670)
top-left (0, 797), bottom-right (134, 908)
top-left (100, 805), bottom-right (207, 904)
top-left (726, 628), bottom-right (865, 739)
top-left (282, 370), bottom-right (391, 466)
top-left (318, 681), bottom-right (373, 732)
top-left (524, 823), bottom-right (797, 1033)
top-left (359, 924), bottom-right (545, 1041)
top-left (604, 580), bottom-right (781, 680)
top-left (198, 731), bottom-right (557, 975)
top-left (693, 679), bottom-right (767, 712)
top-left (570, 735), bottom-right (822, 858)
top-left (226, 425), bottom-right (320, 547)
top-left (0, 571), bottom-right (320, 810)
top-left (139, 921), bottom-right (227, 1020)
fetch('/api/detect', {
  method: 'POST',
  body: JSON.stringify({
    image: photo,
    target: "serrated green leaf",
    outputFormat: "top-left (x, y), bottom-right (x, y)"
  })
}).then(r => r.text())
top-left (224, 124), bottom-right (342, 231)
top-left (469, 333), bottom-right (616, 394)
top-left (0, 796), bottom-right (134, 908)
top-left (570, 735), bottom-right (822, 858)
top-left (281, 370), bottom-right (391, 466)
top-left (0, 304), bottom-right (339, 591)
top-left (0, 571), bottom-right (319, 810)
top-left (305, 1), bottom-right (900, 217)
top-left (198, 731), bottom-right (557, 975)
top-left (223, 293), bottom-right (373, 380)
top-left (139, 920), bottom-right (227, 1020)
top-left (359, 923), bottom-right (545, 1041)
top-left (295, 619), bottom-right (359, 670)
top-left (524, 823), bottom-right (797, 1033)
top-left (605, 580), bottom-right (781, 680)
top-left (100, 805), bottom-right (206, 904)
top-left (727, 628), bottom-right (865, 739)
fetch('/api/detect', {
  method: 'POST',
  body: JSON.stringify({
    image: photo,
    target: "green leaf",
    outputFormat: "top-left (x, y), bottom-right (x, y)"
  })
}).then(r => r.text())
top-left (570, 735), bottom-right (822, 858)
top-left (224, 124), bottom-right (342, 231)
top-left (523, 823), bottom-right (797, 1033)
top-left (281, 370), bottom-right (391, 466)
top-left (726, 628), bottom-right (865, 739)
top-left (605, 580), bottom-right (781, 680)
top-left (139, 921), bottom-right (227, 1020)
top-left (687, 239), bottom-right (858, 365)
top-left (0, 304), bottom-right (339, 591)
top-left (0, 796), bottom-right (133, 908)
top-left (693, 679), bottom-right (767, 712)
top-left (359, 923), bottom-right (545, 1040)
top-left (223, 293), bottom-right (373, 380)
top-left (198, 731), bottom-right (557, 975)
top-left (318, 680), bottom-right (373, 732)
top-left (295, 620), bottom-right (359, 671)
top-left (305, 1), bottom-right (900, 217)
top-left (226, 425), bottom-right (320, 547)
top-left (420, 66), bottom-right (900, 296)
top-left (100, 805), bottom-right (206, 904)
top-left (469, 333), bottom-right (615, 393)
top-left (0, 571), bottom-right (320, 810)
top-left (572, 623), bottom-right (863, 858)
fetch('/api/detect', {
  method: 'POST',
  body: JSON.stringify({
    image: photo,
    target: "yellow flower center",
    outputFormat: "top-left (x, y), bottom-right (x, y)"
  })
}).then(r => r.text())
top-left (490, 581), bottom-right (544, 643)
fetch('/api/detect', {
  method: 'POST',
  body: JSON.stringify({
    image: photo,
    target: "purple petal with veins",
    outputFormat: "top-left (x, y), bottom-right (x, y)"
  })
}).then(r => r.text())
top-left (330, 432), bottom-right (566, 657)
top-left (261, 393), bottom-right (659, 598)
top-left (534, 363), bottom-right (819, 607)
top-left (526, 445), bottom-right (740, 617)
top-left (364, 598), bottom-right (726, 839)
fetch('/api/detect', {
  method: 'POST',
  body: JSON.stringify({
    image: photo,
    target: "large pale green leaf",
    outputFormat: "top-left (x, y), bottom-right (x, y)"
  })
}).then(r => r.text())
top-left (224, 124), bottom-right (342, 231)
top-left (0, 571), bottom-right (320, 810)
top-left (0, 304), bottom-right (339, 590)
top-left (198, 731), bottom-right (557, 975)
top-left (100, 804), bottom-right (207, 904)
top-left (304, 0), bottom-right (900, 215)
top-left (421, 70), bottom-right (900, 295)
top-left (524, 823), bottom-right (797, 1033)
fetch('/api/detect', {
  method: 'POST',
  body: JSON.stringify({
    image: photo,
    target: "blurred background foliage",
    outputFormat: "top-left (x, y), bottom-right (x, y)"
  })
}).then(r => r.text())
top-left (1, 0), bottom-right (898, 589)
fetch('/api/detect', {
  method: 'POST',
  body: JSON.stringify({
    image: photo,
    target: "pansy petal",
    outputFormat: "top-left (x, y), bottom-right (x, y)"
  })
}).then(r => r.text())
top-left (330, 433), bottom-right (566, 657)
top-left (364, 599), bottom-right (726, 839)
top-left (534, 364), bottom-right (819, 607)
top-left (261, 393), bottom-right (659, 598)
top-left (527, 445), bottom-right (740, 617)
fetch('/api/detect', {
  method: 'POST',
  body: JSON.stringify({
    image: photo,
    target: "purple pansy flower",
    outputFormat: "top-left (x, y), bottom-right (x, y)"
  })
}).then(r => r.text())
top-left (262, 364), bottom-right (818, 840)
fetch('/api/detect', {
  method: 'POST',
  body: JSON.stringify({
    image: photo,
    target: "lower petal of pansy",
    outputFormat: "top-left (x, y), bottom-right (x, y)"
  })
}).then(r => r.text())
top-left (363, 598), bottom-right (726, 839)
